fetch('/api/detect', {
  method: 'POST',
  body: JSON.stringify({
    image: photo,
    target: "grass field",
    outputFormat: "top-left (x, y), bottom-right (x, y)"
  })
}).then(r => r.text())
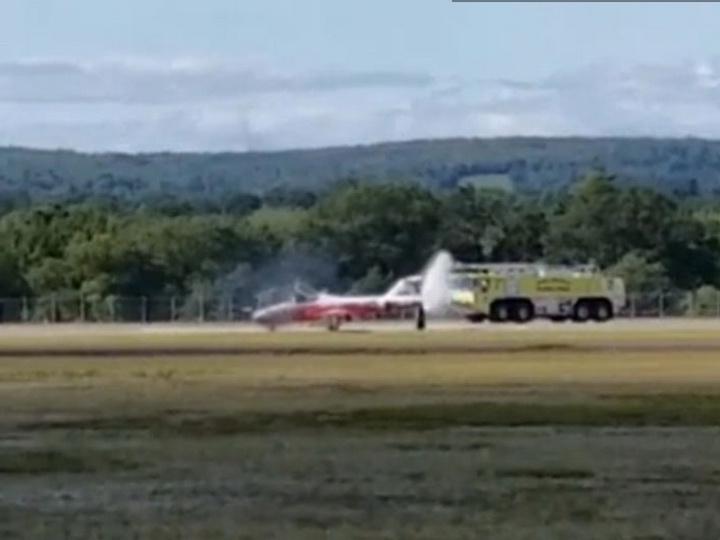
top-left (2, 323), bottom-right (720, 538)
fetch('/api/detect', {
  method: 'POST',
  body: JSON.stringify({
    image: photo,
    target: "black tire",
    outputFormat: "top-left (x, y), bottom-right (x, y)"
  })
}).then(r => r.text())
top-left (572, 300), bottom-right (591, 323)
top-left (466, 313), bottom-right (486, 323)
top-left (490, 301), bottom-right (511, 323)
top-left (511, 299), bottom-right (535, 323)
top-left (591, 299), bottom-right (613, 322)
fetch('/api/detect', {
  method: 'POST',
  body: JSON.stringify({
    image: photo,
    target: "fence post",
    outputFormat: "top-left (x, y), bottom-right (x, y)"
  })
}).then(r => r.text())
top-left (80, 295), bottom-right (85, 323)
top-left (22, 297), bottom-right (28, 322)
top-left (141, 296), bottom-right (147, 323)
top-left (51, 294), bottom-right (57, 323)
top-left (170, 296), bottom-right (176, 321)
top-left (659, 291), bottom-right (664, 318)
top-left (630, 293), bottom-right (636, 318)
top-left (199, 293), bottom-right (205, 322)
top-left (227, 295), bottom-right (233, 321)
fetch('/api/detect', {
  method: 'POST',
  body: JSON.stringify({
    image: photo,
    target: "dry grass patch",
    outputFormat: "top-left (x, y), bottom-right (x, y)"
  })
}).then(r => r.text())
top-left (2, 350), bottom-right (720, 433)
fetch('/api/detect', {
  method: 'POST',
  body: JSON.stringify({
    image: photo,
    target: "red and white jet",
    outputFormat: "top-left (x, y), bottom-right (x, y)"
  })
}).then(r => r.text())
top-left (250, 251), bottom-right (455, 331)
top-left (250, 275), bottom-right (423, 331)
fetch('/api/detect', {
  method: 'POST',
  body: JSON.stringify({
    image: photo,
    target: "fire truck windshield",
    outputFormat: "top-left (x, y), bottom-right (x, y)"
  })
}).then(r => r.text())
top-left (450, 273), bottom-right (475, 291)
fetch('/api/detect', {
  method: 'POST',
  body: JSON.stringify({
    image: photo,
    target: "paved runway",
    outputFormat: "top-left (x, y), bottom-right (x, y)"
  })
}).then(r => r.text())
top-left (0, 317), bottom-right (715, 336)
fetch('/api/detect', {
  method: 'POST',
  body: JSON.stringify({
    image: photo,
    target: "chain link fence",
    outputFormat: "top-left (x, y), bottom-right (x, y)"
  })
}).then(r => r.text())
top-left (0, 290), bottom-right (716, 323)
top-left (619, 289), bottom-right (720, 318)
top-left (0, 294), bottom-right (253, 323)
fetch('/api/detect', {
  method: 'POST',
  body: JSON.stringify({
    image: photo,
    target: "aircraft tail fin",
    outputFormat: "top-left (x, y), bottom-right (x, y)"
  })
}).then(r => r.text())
top-left (381, 274), bottom-right (421, 302)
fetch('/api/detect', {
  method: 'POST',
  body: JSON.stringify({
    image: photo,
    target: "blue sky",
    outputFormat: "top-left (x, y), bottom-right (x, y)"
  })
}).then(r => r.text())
top-left (6, 1), bottom-right (720, 79)
top-left (3, 1), bottom-right (720, 151)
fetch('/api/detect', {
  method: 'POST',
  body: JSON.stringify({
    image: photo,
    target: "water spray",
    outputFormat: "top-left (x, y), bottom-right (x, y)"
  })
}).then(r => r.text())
top-left (416, 250), bottom-right (455, 330)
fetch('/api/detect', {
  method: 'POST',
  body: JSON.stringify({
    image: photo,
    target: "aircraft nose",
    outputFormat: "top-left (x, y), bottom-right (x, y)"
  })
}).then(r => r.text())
top-left (253, 304), bottom-right (287, 324)
top-left (251, 307), bottom-right (271, 323)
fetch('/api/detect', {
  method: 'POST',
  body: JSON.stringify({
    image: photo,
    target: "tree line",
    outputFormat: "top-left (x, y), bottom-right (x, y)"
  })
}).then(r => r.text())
top-left (6, 137), bottom-right (720, 206)
top-left (0, 169), bottom-right (718, 321)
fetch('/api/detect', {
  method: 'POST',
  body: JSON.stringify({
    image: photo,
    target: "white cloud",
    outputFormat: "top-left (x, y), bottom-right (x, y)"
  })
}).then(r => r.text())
top-left (3, 57), bottom-right (720, 152)
top-left (0, 58), bottom-right (433, 104)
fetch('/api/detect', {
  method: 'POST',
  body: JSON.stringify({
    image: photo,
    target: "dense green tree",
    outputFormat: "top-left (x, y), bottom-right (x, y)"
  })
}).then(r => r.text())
top-left (437, 187), bottom-right (510, 262)
top-left (0, 252), bottom-right (30, 297)
top-left (303, 182), bottom-right (442, 286)
top-left (0, 162), bottom-right (714, 315)
top-left (543, 171), bottom-right (625, 266)
top-left (659, 213), bottom-right (720, 291)
top-left (607, 252), bottom-right (672, 293)
top-left (8, 136), bottom-right (720, 205)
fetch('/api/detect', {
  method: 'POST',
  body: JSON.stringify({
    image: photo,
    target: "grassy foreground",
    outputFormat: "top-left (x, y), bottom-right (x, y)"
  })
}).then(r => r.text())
top-left (2, 334), bottom-right (720, 538)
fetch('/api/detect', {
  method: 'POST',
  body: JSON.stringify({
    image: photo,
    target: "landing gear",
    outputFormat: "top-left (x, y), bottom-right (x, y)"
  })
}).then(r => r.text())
top-left (326, 315), bottom-right (342, 331)
top-left (415, 305), bottom-right (426, 331)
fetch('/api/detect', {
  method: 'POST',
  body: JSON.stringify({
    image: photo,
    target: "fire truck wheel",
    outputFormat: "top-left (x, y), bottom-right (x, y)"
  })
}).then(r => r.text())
top-left (592, 300), bottom-right (613, 322)
top-left (490, 301), bottom-right (510, 323)
top-left (572, 300), bottom-right (591, 322)
top-left (512, 300), bottom-right (534, 323)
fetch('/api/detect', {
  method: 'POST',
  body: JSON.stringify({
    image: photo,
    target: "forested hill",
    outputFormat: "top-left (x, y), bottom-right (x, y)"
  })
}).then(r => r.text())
top-left (1, 136), bottom-right (720, 204)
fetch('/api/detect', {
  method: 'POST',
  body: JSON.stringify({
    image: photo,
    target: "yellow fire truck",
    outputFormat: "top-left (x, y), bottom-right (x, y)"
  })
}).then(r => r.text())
top-left (448, 262), bottom-right (626, 323)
